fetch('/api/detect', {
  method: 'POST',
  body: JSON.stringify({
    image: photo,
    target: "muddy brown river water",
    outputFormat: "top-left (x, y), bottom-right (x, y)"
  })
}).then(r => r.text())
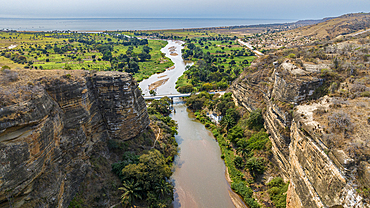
top-left (140, 40), bottom-right (245, 208)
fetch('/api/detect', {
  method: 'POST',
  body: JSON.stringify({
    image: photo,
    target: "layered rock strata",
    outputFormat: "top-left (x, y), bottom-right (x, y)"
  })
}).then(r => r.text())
top-left (229, 59), bottom-right (369, 207)
top-left (0, 70), bottom-right (149, 207)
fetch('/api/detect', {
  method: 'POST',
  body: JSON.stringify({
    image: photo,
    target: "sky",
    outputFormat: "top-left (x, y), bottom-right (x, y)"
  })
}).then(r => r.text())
top-left (0, 0), bottom-right (369, 20)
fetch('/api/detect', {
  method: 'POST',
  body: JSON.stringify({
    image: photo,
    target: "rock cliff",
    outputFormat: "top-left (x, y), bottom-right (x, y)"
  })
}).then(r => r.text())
top-left (0, 70), bottom-right (150, 207)
top-left (229, 56), bottom-right (370, 207)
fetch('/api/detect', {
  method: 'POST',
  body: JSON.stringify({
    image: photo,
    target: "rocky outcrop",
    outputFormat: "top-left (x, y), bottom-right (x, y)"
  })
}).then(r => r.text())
top-left (229, 59), bottom-right (370, 207)
top-left (0, 70), bottom-right (149, 207)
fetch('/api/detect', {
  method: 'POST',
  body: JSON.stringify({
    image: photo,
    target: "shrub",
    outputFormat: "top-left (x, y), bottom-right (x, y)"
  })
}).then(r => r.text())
top-left (360, 91), bottom-right (370, 97)
top-left (329, 82), bottom-right (338, 93)
top-left (267, 177), bottom-right (289, 208)
top-left (231, 182), bottom-right (253, 198)
top-left (268, 187), bottom-right (280, 196)
top-left (177, 84), bottom-right (194, 93)
top-left (1, 65), bottom-right (10, 70)
top-left (245, 157), bottom-right (266, 177)
top-left (246, 109), bottom-right (264, 131)
top-left (231, 182), bottom-right (260, 207)
top-left (267, 177), bottom-right (284, 187)
top-left (234, 156), bottom-right (245, 169)
top-left (287, 53), bottom-right (296, 59)
top-left (350, 84), bottom-right (367, 93)
top-left (247, 131), bottom-right (269, 150)
top-left (149, 89), bottom-right (156, 96)
top-left (328, 111), bottom-right (353, 132)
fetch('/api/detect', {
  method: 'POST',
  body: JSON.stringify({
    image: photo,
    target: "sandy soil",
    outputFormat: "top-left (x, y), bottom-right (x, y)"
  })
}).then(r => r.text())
top-left (148, 78), bottom-right (169, 91)
top-left (159, 59), bottom-right (168, 64)
top-left (167, 66), bottom-right (175, 70)
top-left (229, 190), bottom-right (247, 208)
top-left (158, 75), bottom-right (167, 78)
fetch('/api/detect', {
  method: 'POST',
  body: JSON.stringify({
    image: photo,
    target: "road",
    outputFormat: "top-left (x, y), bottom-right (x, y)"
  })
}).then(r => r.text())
top-left (351, 28), bottom-right (370, 37)
top-left (237, 39), bottom-right (264, 56)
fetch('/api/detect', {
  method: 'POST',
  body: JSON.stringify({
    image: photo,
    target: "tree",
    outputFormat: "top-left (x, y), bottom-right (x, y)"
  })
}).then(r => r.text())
top-left (102, 51), bottom-right (112, 61)
top-left (120, 149), bottom-right (173, 191)
top-left (226, 108), bottom-right (240, 123)
top-left (126, 61), bottom-right (139, 74)
top-left (202, 83), bottom-right (213, 91)
top-left (119, 179), bottom-right (142, 207)
top-left (246, 157), bottom-right (266, 177)
top-left (246, 109), bottom-right (264, 131)
top-left (234, 156), bottom-right (245, 169)
top-left (221, 114), bottom-right (236, 131)
top-left (149, 90), bottom-right (157, 96)
top-left (155, 180), bottom-right (173, 199)
top-left (143, 46), bottom-right (152, 54)
top-left (147, 97), bottom-right (171, 116)
top-left (237, 146), bottom-right (249, 159)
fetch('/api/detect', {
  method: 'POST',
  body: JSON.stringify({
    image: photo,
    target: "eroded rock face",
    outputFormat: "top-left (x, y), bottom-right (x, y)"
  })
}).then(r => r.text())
top-left (0, 71), bottom-right (149, 207)
top-left (287, 119), bottom-right (366, 208)
top-left (229, 60), bottom-right (369, 207)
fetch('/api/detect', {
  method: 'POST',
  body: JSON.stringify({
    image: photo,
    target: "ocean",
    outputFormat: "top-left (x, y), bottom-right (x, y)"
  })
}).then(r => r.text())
top-left (0, 18), bottom-right (293, 31)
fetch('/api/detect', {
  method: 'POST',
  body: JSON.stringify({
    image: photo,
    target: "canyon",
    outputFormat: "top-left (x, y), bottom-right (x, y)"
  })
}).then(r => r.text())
top-left (229, 56), bottom-right (370, 207)
top-left (0, 70), bottom-right (149, 207)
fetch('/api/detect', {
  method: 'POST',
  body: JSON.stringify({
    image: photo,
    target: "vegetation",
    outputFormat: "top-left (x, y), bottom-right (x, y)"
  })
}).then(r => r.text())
top-left (267, 177), bottom-right (289, 208)
top-left (184, 92), bottom-right (280, 207)
top-left (176, 37), bottom-right (255, 92)
top-left (0, 31), bottom-right (173, 82)
top-left (111, 97), bottom-right (178, 207)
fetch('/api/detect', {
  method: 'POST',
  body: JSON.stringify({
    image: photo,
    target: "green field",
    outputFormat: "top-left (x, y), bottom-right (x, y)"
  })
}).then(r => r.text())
top-left (0, 32), bottom-right (173, 82)
top-left (175, 37), bottom-right (256, 92)
top-left (0, 31), bottom-right (253, 86)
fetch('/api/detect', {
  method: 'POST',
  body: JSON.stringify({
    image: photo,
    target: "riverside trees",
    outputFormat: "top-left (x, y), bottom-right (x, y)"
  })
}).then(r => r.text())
top-left (112, 97), bottom-right (177, 207)
top-left (177, 37), bottom-right (255, 93)
top-left (185, 92), bottom-right (273, 208)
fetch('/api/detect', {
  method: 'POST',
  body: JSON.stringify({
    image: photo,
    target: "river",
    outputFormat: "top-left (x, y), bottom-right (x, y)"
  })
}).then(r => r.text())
top-left (139, 40), bottom-right (244, 208)
top-left (139, 40), bottom-right (188, 96)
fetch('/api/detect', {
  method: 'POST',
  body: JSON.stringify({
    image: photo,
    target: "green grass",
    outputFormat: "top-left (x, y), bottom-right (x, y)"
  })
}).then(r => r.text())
top-left (175, 74), bottom-right (191, 89)
top-left (134, 40), bottom-right (173, 82)
top-left (0, 32), bottom-right (174, 82)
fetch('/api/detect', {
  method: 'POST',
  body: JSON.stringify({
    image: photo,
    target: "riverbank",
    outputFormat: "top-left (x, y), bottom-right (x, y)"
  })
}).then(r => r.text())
top-left (140, 39), bottom-right (246, 208)
top-left (139, 40), bottom-right (188, 96)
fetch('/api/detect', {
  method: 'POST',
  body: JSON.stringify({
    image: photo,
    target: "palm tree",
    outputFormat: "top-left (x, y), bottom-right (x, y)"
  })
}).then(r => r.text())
top-left (237, 147), bottom-right (249, 159)
top-left (221, 114), bottom-right (236, 131)
top-left (246, 157), bottom-right (265, 177)
top-left (119, 179), bottom-right (142, 207)
top-left (155, 180), bottom-right (173, 199)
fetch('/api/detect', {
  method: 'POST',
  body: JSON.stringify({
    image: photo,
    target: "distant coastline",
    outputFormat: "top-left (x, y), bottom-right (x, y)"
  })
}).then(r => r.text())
top-left (0, 17), bottom-right (294, 32)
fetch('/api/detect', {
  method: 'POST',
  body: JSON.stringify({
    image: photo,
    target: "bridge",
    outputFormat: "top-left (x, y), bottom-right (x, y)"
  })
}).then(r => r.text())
top-left (143, 91), bottom-right (225, 100)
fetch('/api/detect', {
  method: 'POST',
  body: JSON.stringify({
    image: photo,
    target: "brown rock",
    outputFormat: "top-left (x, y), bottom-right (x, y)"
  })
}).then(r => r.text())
top-left (0, 70), bottom-right (149, 207)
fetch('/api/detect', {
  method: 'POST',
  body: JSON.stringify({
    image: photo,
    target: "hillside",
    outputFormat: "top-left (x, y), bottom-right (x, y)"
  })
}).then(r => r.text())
top-left (228, 13), bottom-right (370, 207)
top-left (247, 12), bottom-right (370, 50)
